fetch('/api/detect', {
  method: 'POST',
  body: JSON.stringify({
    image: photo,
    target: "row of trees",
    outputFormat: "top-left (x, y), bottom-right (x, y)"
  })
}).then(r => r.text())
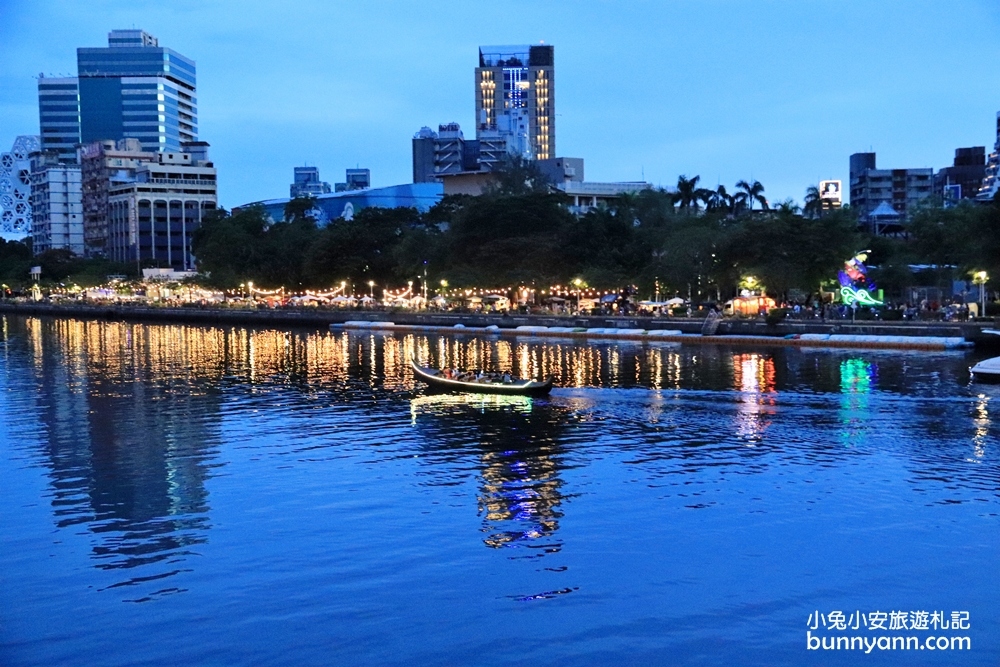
top-left (3, 159), bottom-right (998, 305)
top-left (189, 163), bottom-right (865, 303)
top-left (0, 240), bottom-right (134, 290)
top-left (673, 175), bottom-right (768, 213)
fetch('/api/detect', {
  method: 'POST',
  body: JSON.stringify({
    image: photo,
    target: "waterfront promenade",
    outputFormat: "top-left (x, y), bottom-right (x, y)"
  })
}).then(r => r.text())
top-left (2, 301), bottom-right (997, 349)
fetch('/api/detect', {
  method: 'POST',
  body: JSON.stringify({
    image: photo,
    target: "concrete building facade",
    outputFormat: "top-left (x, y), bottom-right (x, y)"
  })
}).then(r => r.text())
top-left (338, 168), bottom-right (370, 192)
top-left (106, 144), bottom-right (217, 271)
top-left (412, 123), bottom-right (481, 183)
top-left (28, 151), bottom-right (84, 255)
top-left (536, 157), bottom-right (584, 185)
top-left (290, 166), bottom-right (331, 198)
top-left (80, 138), bottom-right (156, 257)
top-left (934, 147), bottom-right (986, 203)
top-left (849, 152), bottom-right (933, 234)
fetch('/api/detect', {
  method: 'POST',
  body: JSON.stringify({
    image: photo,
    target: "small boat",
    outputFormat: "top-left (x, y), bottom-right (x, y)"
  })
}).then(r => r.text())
top-left (410, 359), bottom-right (554, 397)
top-left (971, 330), bottom-right (1000, 382)
top-left (971, 356), bottom-right (1000, 383)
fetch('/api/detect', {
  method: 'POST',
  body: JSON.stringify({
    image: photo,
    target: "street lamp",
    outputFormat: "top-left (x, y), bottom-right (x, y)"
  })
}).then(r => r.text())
top-left (572, 277), bottom-right (585, 314)
top-left (368, 280), bottom-right (375, 298)
top-left (973, 270), bottom-right (989, 317)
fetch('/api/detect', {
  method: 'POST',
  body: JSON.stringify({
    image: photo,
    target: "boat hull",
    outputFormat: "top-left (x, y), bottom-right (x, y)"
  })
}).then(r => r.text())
top-left (411, 361), bottom-right (553, 397)
top-left (971, 356), bottom-right (1000, 383)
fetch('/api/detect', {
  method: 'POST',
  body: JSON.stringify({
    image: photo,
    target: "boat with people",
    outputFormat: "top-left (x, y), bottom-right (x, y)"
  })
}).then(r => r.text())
top-left (410, 359), bottom-right (554, 396)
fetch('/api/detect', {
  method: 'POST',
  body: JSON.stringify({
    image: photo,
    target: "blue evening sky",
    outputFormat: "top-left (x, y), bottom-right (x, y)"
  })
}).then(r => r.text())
top-left (2, 0), bottom-right (999, 210)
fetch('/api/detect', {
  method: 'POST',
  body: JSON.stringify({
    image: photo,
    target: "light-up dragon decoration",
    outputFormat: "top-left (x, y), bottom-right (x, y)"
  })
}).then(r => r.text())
top-left (838, 250), bottom-right (883, 307)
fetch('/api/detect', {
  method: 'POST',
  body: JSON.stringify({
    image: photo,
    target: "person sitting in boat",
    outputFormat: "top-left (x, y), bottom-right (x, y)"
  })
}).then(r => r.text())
top-left (501, 371), bottom-right (512, 384)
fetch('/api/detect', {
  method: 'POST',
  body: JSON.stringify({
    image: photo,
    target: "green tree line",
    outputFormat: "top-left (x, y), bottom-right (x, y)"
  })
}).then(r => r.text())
top-left (187, 163), bottom-right (1000, 302)
top-left (3, 160), bottom-right (999, 303)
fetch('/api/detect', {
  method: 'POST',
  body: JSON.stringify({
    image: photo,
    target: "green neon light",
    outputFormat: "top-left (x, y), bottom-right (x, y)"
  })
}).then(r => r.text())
top-left (840, 286), bottom-right (883, 307)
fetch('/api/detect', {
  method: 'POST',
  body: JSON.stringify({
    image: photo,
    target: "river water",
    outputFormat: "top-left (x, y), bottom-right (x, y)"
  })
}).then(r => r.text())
top-left (1, 315), bottom-right (997, 666)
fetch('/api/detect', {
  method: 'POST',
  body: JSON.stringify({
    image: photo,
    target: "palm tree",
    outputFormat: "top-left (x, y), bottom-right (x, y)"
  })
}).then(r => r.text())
top-left (774, 198), bottom-right (800, 215)
top-left (803, 185), bottom-right (822, 218)
top-left (707, 184), bottom-right (733, 212)
top-left (735, 179), bottom-right (768, 212)
top-left (675, 175), bottom-right (703, 213)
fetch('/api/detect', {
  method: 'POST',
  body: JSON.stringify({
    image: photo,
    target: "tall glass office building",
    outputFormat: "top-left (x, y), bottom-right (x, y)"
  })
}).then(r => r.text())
top-left (37, 78), bottom-right (81, 164)
top-left (77, 30), bottom-right (197, 152)
top-left (38, 30), bottom-right (198, 163)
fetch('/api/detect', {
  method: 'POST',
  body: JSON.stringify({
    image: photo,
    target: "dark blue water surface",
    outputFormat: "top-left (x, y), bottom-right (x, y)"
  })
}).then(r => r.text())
top-left (1, 316), bottom-right (998, 666)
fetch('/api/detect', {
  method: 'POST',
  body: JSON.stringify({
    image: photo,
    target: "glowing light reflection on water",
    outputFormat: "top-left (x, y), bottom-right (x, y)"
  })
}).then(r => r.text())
top-left (0, 316), bottom-right (998, 667)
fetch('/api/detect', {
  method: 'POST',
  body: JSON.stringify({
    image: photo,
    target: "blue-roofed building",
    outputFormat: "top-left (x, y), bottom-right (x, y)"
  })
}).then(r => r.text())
top-left (242, 183), bottom-right (444, 225)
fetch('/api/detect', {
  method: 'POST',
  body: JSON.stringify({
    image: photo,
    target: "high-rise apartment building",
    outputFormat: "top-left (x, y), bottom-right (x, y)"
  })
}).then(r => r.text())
top-left (37, 78), bottom-right (81, 164)
top-left (38, 29), bottom-right (198, 164)
top-left (28, 151), bottom-right (84, 255)
top-left (849, 152), bottom-right (933, 234)
top-left (475, 45), bottom-right (554, 161)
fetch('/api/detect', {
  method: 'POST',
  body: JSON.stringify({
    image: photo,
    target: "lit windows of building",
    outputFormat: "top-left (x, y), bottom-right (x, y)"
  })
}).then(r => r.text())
top-left (475, 44), bottom-right (555, 163)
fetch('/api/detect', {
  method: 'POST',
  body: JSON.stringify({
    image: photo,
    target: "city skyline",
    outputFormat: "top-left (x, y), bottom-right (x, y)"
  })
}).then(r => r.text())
top-left (2, 0), bottom-right (1000, 213)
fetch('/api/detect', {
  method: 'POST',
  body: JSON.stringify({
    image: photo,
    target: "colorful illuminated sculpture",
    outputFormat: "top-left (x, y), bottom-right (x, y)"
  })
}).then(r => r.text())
top-left (838, 250), bottom-right (883, 307)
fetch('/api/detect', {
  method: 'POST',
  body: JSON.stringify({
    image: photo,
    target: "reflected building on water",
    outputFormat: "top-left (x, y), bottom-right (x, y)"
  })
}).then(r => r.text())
top-left (12, 317), bottom-right (225, 594)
